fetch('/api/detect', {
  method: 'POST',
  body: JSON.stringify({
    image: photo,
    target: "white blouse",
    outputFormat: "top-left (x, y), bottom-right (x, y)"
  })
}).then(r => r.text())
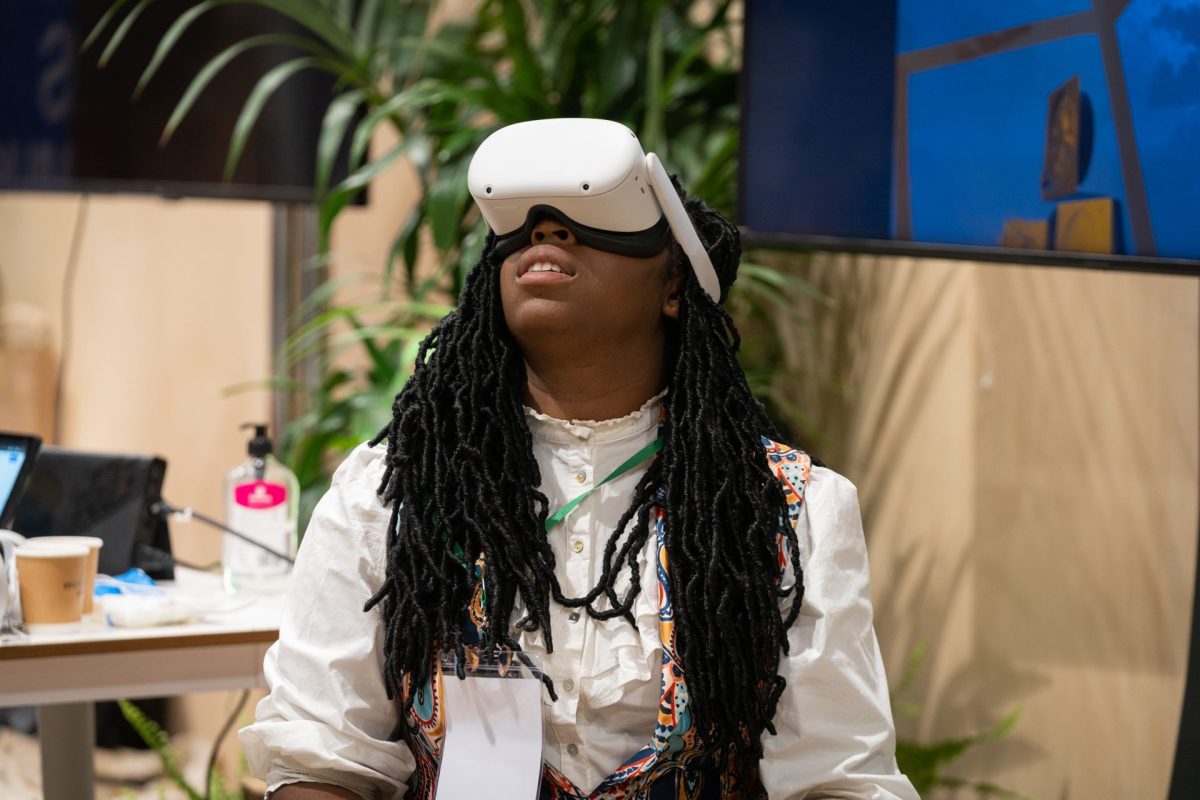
top-left (239, 395), bottom-right (917, 799)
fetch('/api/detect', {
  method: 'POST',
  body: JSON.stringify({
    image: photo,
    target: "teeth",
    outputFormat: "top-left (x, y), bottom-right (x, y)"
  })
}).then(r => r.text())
top-left (528, 263), bottom-right (566, 274)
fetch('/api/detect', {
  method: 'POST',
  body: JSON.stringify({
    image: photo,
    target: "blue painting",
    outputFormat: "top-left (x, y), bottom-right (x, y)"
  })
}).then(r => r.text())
top-left (897, 0), bottom-right (1200, 259)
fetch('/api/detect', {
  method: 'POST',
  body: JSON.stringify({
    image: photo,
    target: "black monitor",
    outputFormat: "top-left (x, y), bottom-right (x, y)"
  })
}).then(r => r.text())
top-left (0, 0), bottom-right (358, 203)
top-left (11, 447), bottom-right (173, 580)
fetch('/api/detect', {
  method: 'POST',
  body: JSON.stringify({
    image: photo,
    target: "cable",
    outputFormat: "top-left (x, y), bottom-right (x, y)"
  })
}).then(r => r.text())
top-left (167, 555), bottom-right (222, 573)
top-left (204, 688), bottom-right (250, 800)
top-left (150, 500), bottom-right (295, 565)
top-left (53, 195), bottom-right (89, 444)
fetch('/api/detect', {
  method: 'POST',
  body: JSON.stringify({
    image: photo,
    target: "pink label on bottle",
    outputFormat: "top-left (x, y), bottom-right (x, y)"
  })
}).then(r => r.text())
top-left (234, 481), bottom-right (287, 509)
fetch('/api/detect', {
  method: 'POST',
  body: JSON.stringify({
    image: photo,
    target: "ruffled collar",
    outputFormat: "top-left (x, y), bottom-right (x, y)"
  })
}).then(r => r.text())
top-left (524, 389), bottom-right (666, 444)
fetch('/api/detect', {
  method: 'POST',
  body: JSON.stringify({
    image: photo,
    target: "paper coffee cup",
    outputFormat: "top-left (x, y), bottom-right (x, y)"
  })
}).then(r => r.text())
top-left (31, 536), bottom-right (104, 613)
top-left (15, 543), bottom-right (89, 633)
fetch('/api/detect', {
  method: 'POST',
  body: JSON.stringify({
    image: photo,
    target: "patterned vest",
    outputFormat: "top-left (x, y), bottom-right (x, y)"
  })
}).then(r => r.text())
top-left (399, 438), bottom-right (812, 800)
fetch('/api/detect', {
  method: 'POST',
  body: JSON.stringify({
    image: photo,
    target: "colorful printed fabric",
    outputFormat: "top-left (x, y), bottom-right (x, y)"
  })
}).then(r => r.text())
top-left (400, 438), bottom-right (812, 800)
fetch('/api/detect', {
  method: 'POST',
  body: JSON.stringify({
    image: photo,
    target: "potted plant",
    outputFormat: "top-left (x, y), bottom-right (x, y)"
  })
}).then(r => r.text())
top-left (87, 0), bottom-right (811, 525)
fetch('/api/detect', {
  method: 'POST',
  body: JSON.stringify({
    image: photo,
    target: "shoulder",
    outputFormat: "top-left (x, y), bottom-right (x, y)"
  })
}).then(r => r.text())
top-left (760, 442), bottom-right (869, 596)
top-left (320, 440), bottom-right (391, 520)
top-left (331, 439), bottom-right (389, 491)
top-left (301, 440), bottom-right (391, 561)
top-left (760, 436), bottom-right (814, 511)
top-left (760, 437), bottom-right (860, 522)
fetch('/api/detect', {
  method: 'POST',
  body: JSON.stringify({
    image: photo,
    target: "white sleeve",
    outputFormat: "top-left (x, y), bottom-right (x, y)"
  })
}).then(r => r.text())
top-left (238, 442), bottom-right (415, 800)
top-left (759, 467), bottom-right (919, 800)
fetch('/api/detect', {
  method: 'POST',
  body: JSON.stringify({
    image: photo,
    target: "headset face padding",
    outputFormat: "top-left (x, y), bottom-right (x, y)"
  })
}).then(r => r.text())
top-left (490, 205), bottom-right (672, 260)
top-left (469, 118), bottom-right (722, 302)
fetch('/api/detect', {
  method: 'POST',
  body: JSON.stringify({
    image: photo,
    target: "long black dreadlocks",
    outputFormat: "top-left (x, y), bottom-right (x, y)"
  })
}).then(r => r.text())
top-left (366, 181), bottom-right (806, 761)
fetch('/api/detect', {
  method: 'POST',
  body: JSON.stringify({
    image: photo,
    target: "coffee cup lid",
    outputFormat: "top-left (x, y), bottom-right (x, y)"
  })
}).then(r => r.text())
top-left (29, 536), bottom-right (104, 551)
top-left (15, 543), bottom-right (90, 558)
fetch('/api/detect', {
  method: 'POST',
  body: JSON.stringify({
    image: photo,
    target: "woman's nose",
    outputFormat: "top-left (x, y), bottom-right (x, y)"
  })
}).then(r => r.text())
top-left (530, 217), bottom-right (575, 246)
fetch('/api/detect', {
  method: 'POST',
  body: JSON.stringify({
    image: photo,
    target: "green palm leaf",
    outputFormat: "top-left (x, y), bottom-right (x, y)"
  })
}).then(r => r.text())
top-left (346, 84), bottom-right (439, 169)
top-left (317, 136), bottom-right (419, 249)
top-left (93, 0), bottom-right (800, 535)
top-left (223, 55), bottom-right (326, 180)
top-left (315, 88), bottom-right (366, 198)
top-left (98, 0), bottom-right (156, 68)
top-left (160, 33), bottom-right (328, 146)
top-left (80, 0), bottom-right (136, 53)
top-left (496, 0), bottom-right (547, 108)
top-left (248, 0), bottom-right (359, 54)
top-left (353, 0), bottom-right (382, 46)
top-left (134, 0), bottom-right (230, 98)
top-left (426, 157), bottom-right (471, 253)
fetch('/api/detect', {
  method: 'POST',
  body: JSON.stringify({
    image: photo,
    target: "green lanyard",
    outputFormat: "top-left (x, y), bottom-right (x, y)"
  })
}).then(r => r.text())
top-left (544, 437), bottom-right (664, 532)
top-left (436, 436), bottom-right (663, 578)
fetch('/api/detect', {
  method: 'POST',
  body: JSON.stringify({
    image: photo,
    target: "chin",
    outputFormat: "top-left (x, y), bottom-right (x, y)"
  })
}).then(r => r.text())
top-left (502, 295), bottom-right (577, 337)
top-left (502, 269), bottom-right (565, 320)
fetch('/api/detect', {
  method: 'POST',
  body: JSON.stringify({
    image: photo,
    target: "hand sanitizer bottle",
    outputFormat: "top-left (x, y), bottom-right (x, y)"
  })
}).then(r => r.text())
top-left (223, 424), bottom-right (299, 593)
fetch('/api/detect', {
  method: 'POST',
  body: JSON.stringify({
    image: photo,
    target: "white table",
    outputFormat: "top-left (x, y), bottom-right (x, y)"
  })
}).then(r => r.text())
top-left (0, 568), bottom-right (283, 799)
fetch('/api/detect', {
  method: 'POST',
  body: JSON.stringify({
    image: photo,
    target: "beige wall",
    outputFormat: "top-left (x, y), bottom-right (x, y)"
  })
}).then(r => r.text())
top-left (0, 120), bottom-right (420, 775)
top-left (774, 252), bottom-right (1198, 799)
top-left (0, 191), bottom-right (276, 761)
top-left (0, 193), bottom-right (273, 569)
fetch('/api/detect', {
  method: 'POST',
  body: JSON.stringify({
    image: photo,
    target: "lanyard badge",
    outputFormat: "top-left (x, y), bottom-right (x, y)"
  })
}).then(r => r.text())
top-left (435, 648), bottom-right (545, 799)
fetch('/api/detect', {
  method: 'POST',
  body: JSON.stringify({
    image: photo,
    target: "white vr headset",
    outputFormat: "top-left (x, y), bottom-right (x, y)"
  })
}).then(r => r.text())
top-left (467, 118), bottom-right (722, 302)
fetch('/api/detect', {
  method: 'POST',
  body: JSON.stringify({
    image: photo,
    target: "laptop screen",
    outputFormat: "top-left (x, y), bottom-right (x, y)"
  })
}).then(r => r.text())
top-left (0, 433), bottom-right (41, 528)
top-left (12, 446), bottom-right (172, 579)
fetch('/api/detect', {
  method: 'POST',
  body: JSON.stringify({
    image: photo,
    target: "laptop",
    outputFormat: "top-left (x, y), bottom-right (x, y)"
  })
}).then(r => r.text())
top-left (0, 438), bottom-right (173, 745)
top-left (11, 446), bottom-right (173, 579)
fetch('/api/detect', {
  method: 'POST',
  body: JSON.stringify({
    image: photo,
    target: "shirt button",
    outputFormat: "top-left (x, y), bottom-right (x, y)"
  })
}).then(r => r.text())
top-left (572, 540), bottom-right (584, 554)
top-left (563, 678), bottom-right (575, 692)
top-left (566, 743), bottom-right (579, 757)
top-left (568, 611), bottom-right (581, 623)
top-left (574, 471), bottom-right (587, 484)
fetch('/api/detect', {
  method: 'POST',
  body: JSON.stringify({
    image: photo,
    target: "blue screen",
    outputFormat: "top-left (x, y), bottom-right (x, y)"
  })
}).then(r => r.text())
top-left (905, 33), bottom-right (1132, 251)
top-left (897, 0), bottom-right (1093, 53)
top-left (741, 0), bottom-right (1200, 263)
top-left (0, 444), bottom-right (28, 515)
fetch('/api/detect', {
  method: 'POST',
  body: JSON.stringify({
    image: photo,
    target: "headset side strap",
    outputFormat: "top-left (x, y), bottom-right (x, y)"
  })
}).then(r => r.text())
top-left (644, 153), bottom-right (722, 303)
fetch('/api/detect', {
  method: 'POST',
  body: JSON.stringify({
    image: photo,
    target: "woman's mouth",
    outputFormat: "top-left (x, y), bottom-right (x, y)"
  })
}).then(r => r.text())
top-left (527, 262), bottom-right (569, 275)
top-left (518, 265), bottom-right (574, 285)
top-left (516, 246), bottom-right (577, 284)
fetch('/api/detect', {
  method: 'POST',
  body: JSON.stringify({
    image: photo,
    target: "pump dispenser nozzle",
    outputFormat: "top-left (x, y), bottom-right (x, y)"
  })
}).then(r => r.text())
top-left (241, 423), bottom-right (273, 458)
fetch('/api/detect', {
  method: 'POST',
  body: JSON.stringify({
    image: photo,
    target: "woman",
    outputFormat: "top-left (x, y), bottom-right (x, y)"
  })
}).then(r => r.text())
top-left (240, 119), bottom-right (916, 800)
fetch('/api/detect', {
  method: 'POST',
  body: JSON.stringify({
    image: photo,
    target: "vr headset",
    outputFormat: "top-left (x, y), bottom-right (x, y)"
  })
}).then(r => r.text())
top-left (467, 118), bottom-right (722, 302)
